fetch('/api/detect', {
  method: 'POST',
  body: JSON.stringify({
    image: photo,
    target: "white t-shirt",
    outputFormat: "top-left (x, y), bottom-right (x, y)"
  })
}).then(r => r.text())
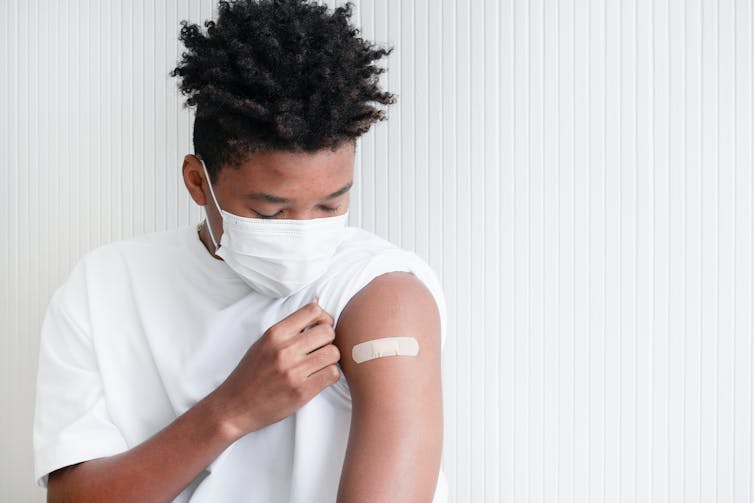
top-left (32, 222), bottom-right (449, 502)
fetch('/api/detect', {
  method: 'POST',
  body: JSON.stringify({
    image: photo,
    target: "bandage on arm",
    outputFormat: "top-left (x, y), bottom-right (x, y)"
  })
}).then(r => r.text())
top-left (333, 271), bottom-right (443, 502)
top-left (351, 336), bottom-right (419, 363)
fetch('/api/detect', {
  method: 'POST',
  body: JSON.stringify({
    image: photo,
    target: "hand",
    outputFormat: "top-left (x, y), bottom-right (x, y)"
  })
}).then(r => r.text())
top-left (211, 298), bottom-right (341, 440)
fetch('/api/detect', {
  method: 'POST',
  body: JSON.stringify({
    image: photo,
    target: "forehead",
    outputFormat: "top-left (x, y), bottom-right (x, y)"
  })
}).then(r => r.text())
top-left (218, 143), bottom-right (355, 200)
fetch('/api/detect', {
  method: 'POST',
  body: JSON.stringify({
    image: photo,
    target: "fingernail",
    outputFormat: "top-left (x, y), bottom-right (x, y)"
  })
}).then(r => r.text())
top-left (313, 295), bottom-right (320, 304)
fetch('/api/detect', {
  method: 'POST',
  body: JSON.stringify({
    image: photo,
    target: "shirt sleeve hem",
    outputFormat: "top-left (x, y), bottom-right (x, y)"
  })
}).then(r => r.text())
top-left (34, 434), bottom-right (129, 489)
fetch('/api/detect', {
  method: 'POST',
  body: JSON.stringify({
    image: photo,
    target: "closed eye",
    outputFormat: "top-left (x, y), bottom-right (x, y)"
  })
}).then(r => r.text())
top-left (253, 205), bottom-right (340, 219)
top-left (253, 210), bottom-right (283, 219)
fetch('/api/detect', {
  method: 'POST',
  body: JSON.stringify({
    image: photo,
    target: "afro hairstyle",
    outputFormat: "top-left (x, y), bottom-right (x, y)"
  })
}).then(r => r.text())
top-left (170, 0), bottom-right (397, 183)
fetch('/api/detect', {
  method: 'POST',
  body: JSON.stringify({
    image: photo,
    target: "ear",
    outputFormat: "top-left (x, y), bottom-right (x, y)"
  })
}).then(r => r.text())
top-left (182, 154), bottom-right (208, 206)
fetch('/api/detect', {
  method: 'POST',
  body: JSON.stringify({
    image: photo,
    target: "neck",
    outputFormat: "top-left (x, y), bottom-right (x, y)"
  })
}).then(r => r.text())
top-left (198, 220), bottom-right (223, 261)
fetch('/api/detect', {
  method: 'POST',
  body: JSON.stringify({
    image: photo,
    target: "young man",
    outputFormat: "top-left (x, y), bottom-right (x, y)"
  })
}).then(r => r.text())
top-left (32, 1), bottom-right (448, 501)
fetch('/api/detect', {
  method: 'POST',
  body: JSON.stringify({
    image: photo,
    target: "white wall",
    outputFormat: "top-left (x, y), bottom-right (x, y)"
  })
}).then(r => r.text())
top-left (1, 0), bottom-right (752, 501)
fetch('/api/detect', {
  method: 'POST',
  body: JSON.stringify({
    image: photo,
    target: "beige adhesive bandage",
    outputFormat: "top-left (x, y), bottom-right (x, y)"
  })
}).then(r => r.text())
top-left (351, 337), bottom-right (420, 363)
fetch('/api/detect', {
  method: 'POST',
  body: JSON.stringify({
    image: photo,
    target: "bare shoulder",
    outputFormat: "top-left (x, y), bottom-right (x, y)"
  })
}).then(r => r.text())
top-left (334, 271), bottom-right (442, 396)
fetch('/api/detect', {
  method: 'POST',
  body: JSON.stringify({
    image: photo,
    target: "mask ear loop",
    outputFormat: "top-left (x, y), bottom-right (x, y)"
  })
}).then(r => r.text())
top-left (198, 156), bottom-right (222, 250)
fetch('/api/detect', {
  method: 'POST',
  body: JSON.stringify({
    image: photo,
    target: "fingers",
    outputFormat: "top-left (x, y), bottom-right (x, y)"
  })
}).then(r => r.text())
top-left (307, 364), bottom-right (340, 395)
top-left (267, 297), bottom-right (334, 344)
top-left (299, 344), bottom-right (340, 380)
top-left (297, 322), bottom-right (337, 355)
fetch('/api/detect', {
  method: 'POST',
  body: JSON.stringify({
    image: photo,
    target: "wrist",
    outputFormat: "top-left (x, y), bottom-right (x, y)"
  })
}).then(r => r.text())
top-left (200, 392), bottom-right (245, 444)
top-left (199, 389), bottom-right (246, 444)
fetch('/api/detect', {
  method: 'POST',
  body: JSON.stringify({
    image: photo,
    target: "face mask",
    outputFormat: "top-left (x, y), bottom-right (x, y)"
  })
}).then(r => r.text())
top-left (199, 157), bottom-right (349, 297)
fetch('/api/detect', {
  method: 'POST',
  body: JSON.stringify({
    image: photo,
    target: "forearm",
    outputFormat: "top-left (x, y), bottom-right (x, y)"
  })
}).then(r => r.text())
top-left (47, 390), bottom-right (240, 503)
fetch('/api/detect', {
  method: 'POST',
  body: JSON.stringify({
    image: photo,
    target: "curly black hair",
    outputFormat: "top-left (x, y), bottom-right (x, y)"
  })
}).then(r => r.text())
top-left (170, 0), bottom-right (396, 183)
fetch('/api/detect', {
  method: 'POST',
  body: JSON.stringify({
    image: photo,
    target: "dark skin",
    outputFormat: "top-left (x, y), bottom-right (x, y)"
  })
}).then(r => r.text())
top-left (47, 140), bottom-right (443, 502)
top-left (186, 142), bottom-right (356, 258)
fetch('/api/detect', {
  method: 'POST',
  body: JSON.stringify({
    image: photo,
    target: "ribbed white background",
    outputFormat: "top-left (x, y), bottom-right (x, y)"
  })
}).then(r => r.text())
top-left (1, 0), bottom-right (752, 501)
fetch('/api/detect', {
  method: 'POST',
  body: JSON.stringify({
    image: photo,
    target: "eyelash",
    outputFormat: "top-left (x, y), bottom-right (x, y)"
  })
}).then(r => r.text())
top-left (254, 205), bottom-right (339, 219)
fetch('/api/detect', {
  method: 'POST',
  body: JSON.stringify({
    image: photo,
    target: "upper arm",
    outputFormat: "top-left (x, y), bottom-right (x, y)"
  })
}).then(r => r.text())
top-left (333, 271), bottom-right (444, 503)
top-left (47, 463), bottom-right (84, 503)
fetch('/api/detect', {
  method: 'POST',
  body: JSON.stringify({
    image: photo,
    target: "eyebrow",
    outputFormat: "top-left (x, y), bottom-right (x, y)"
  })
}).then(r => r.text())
top-left (243, 180), bottom-right (353, 204)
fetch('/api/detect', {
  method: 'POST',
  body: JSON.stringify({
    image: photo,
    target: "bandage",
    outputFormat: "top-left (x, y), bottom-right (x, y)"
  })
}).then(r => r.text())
top-left (351, 337), bottom-right (420, 363)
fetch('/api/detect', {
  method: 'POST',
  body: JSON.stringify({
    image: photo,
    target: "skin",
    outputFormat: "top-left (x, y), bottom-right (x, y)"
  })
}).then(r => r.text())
top-left (186, 142), bottom-right (356, 256)
top-left (334, 271), bottom-right (444, 502)
top-left (47, 140), bottom-right (443, 502)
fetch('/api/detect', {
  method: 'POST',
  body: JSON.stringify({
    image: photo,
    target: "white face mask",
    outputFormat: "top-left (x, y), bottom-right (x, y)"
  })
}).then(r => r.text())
top-left (199, 157), bottom-right (349, 298)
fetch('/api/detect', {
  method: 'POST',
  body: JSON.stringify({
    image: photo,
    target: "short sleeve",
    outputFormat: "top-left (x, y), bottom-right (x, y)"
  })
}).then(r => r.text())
top-left (32, 259), bottom-right (129, 489)
top-left (316, 249), bottom-right (448, 399)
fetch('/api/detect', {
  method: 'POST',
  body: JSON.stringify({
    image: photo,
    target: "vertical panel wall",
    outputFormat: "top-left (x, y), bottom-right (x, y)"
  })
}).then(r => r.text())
top-left (1, 1), bottom-right (752, 501)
